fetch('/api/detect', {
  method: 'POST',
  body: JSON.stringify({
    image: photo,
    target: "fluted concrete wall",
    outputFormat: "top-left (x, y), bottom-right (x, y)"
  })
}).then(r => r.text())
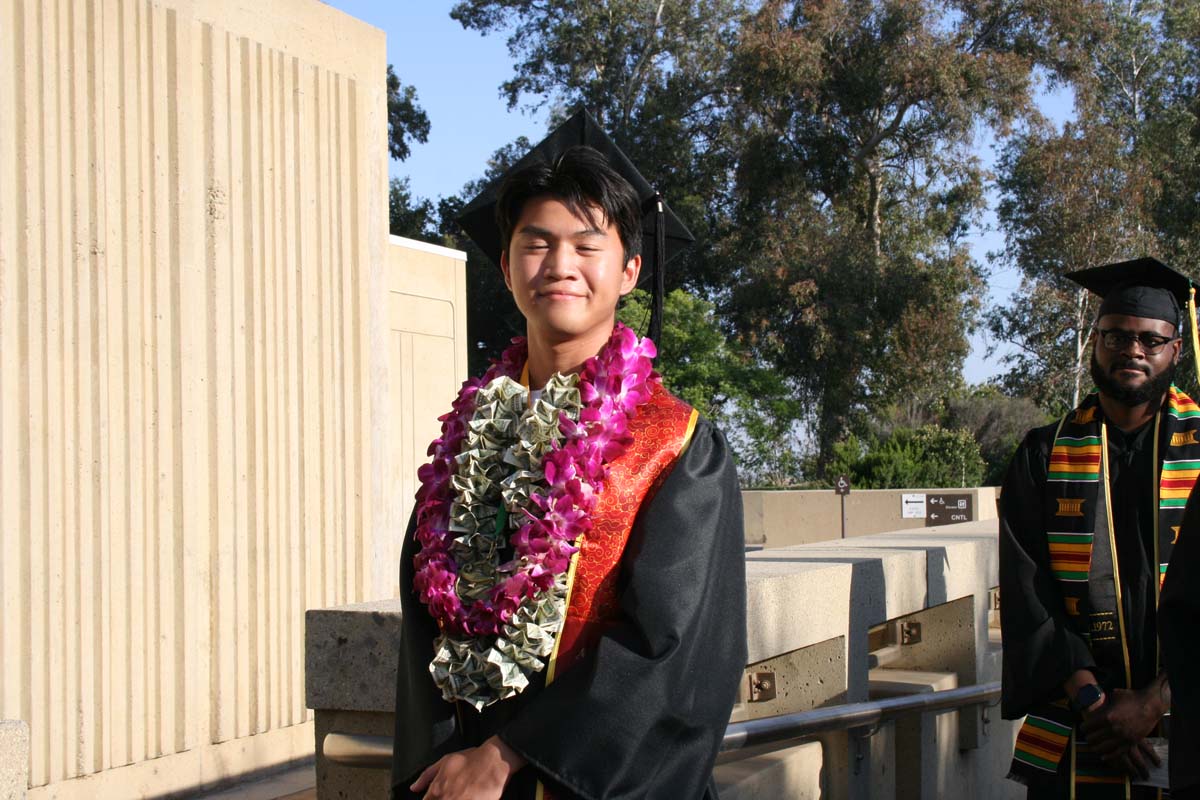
top-left (0, 0), bottom-right (407, 795)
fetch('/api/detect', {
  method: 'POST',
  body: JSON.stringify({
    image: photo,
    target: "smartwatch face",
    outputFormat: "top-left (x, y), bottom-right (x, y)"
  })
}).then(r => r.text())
top-left (1073, 684), bottom-right (1103, 712)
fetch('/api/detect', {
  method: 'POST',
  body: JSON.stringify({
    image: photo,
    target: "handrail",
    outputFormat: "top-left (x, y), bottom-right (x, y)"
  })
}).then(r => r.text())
top-left (720, 680), bottom-right (1000, 753)
top-left (320, 681), bottom-right (1000, 770)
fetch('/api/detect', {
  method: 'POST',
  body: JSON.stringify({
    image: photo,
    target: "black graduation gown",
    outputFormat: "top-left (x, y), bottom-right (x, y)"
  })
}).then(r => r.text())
top-left (1162, 491), bottom-right (1200, 792)
top-left (391, 417), bottom-right (748, 800)
top-left (1000, 420), bottom-right (1161, 718)
top-left (1000, 419), bottom-right (1164, 797)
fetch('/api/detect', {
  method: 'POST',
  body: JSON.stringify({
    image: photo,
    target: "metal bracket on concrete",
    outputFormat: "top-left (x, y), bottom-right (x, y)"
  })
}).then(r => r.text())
top-left (900, 621), bottom-right (922, 645)
top-left (748, 671), bottom-right (777, 703)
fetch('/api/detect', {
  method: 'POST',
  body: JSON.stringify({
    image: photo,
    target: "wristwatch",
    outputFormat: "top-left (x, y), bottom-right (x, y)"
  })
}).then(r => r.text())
top-left (1070, 683), bottom-right (1105, 714)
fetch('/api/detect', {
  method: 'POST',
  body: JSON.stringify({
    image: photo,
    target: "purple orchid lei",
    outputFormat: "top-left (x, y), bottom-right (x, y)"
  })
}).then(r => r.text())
top-left (412, 322), bottom-right (659, 640)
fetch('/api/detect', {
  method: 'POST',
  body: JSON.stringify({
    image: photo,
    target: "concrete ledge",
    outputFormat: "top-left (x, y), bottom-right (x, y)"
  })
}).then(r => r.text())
top-left (0, 721), bottom-right (28, 800)
top-left (742, 487), bottom-right (998, 547)
top-left (716, 742), bottom-right (824, 800)
top-left (744, 520), bottom-right (997, 700)
top-left (305, 600), bottom-right (404, 713)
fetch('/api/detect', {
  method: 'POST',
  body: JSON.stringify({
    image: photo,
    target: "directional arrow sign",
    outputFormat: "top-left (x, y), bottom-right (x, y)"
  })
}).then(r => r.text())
top-left (902, 494), bottom-right (926, 519)
top-left (925, 493), bottom-right (973, 527)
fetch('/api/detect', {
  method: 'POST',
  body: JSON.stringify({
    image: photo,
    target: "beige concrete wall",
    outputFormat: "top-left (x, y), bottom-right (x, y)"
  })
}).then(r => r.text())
top-left (373, 235), bottom-right (469, 598)
top-left (0, 1), bottom-right (444, 796)
top-left (742, 487), bottom-right (999, 548)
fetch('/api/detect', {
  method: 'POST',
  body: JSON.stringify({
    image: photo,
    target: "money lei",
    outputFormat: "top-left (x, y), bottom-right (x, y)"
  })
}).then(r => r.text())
top-left (411, 323), bottom-right (659, 709)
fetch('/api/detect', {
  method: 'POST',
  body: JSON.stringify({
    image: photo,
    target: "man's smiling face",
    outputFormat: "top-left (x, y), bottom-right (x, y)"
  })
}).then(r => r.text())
top-left (1090, 313), bottom-right (1181, 407)
top-left (501, 195), bottom-right (640, 347)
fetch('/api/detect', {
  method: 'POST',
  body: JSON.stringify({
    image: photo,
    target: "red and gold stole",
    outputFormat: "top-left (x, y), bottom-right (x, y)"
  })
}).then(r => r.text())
top-left (536, 383), bottom-right (697, 800)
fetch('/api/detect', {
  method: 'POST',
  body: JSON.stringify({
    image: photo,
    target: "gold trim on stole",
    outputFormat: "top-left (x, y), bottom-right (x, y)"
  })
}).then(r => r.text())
top-left (1098, 423), bottom-right (1133, 800)
top-left (1152, 414), bottom-right (1162, 660)
top-left (681, 408), bottom-right (700, 454)
top-left (544, 550), bottom-right (582, 686)
top-left (1151, 418), bottom-right (1165, 800)
top-left (1100, 423), bottom-right (1134, 687)
top-left (1070, 736), bottom-right (1077, 800)
top-left (534, 407), bottom-right (698, 799)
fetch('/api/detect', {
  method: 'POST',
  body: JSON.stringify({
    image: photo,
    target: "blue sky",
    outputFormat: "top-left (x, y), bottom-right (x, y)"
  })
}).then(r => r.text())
top-left (325, 1), bottom-right (1075, 385)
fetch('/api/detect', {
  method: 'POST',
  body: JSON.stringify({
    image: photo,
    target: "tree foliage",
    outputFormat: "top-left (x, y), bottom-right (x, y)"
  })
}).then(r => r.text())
top-left (389, 177), bottom-right (437, 241)
top-left (869, 386), bottom-right (1051, 484)
top-left (617, 288), bottom-right (806, 485)
top-left (387, 65), bottom-right (431, 162)
top-left (990, 0), bottom-right (1200, 411)
top-left (726, 0), bottom-right (1043, 471)
top-left (825, 425), bottom-right (986, 490)
top-left (430, 0), bottom-right (1200, 485)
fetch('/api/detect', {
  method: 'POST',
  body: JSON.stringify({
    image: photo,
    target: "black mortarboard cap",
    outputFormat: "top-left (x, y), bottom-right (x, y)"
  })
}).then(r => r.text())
top-left (1067, 256), bottom-right (1194, 329)
top-left (455, 108), bottom-right (695, 344)
top-left (1068, 256), bottom-right (1200, 385)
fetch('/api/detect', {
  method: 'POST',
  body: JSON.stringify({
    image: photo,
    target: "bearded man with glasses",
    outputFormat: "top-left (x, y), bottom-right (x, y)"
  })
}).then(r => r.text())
top-left (1000, 257), bottom-right (1200, 799)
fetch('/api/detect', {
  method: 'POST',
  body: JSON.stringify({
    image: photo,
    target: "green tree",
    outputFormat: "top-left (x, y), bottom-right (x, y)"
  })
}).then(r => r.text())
top-left (386, 66), bottom-right (437, 245)
top-left (865, 385), bottom-right (1051, 485)
top-left (943, 388), bottom-right (1051, 485)
top-left (988, 122), bottom-right (1155, 411)
top-left (990, 0), bottom-right (1200, 411)
top-left (617, 288), bottom-right (805, 485)
top-left (826, 425), bottom-right (986, 489)
top-left (389, 177), bottom-right (437, 241)
top-left (387, 65), bottom-right (430, 162)
top-left (726, 0), bottom-right (1043, 472)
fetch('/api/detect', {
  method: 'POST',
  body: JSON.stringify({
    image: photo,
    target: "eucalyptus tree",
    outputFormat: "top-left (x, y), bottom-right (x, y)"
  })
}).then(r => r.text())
top-left (725, 0), bottom-right (1044, 469)
top-left (989, 0), bottom-right (1200, 411)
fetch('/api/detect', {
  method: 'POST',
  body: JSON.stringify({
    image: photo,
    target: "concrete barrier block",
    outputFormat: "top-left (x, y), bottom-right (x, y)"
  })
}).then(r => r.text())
top-left (716, 741), bottom-right (824, 800)
top-left (0, 720), bottom-right (28, 800)
top-left (869, 669), bottom-right (959, 800)
top-left (744, 561), bottom-right (853, 663)
top-left (306, 599), bottom-right (404, 713)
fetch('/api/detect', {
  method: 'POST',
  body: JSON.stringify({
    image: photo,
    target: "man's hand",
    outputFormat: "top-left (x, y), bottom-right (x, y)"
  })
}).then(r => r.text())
top-left (1080, 684), bottom-right (1166, 778)
top-left (410, 736), bottom-right (527, 799)
top-left (1097, 738), bottom-right (1161, 781)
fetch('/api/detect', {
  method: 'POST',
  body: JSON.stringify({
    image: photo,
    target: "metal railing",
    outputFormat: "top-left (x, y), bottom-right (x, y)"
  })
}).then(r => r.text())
top-left (320, 680), bottom-right (1001, 770)
top-left (720, 680), bottom-right (1000, 753)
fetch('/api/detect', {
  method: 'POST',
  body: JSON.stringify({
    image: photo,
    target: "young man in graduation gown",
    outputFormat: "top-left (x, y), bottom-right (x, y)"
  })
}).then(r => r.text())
top-left (1000, 257), bottom-right (1196, 798)
top-left (390, 111), bottom-right (747, 800)
top-left (1162, 490), bottom-right (1200, 797)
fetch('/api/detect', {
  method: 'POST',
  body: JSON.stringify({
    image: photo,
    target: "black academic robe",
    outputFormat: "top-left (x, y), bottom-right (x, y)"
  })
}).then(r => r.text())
top-left (1000, 419), bottom-right (1163, 796)
top-left (1163, 491), bottom-right (1200, 793)
top-left (391, 417), bottom-right (747, 800)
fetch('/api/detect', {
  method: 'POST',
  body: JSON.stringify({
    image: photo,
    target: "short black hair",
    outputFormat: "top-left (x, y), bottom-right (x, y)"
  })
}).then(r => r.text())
top-left (495, 145), bottom-right (643, 264)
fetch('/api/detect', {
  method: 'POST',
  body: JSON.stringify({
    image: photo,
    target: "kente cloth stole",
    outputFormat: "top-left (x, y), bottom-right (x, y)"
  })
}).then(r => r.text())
top-left (1009, 387), bottom-right (1200, 798)
top-left (535, 384), bottom-right (697, 800)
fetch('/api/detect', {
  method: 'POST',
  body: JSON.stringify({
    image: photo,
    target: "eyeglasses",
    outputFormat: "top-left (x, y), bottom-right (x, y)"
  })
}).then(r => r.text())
top-left (1096, 328), bottom-right (1179, 355)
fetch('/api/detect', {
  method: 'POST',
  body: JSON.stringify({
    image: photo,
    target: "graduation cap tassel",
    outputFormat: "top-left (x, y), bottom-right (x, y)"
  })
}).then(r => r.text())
top-left (649, 194), bottom-right (666, 346)
top-left (1189, 285), bottom-right (1200, 386)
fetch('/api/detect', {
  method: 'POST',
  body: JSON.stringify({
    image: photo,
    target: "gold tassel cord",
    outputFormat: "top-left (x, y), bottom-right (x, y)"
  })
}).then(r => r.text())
top-left (1190, 286), bottom-right (1200, 386)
